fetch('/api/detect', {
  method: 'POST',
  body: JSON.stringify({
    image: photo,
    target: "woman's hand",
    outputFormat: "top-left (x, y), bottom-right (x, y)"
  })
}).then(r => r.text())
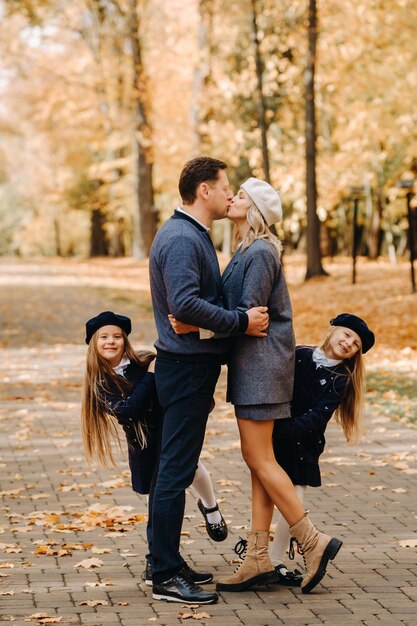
top-left (147, 359), bottom-right (155, 373)
top-left (168, 314), bottom-right (198, 335)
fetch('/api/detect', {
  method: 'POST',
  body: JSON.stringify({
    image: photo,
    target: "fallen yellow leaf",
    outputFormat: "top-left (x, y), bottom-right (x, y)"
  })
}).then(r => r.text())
top-left (91, 547), bottom-right (111, 554)
top-left (74, 558), bottom-right (103, 569)
top-left (25, 614), bottom-right (63, 624)
top-left (79, 600), bottom-right (108, 607)
top-left (398, 538), bottom-right (417, 548)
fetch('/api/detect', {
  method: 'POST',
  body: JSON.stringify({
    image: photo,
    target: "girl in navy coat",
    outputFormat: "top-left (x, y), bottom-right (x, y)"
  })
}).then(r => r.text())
top-left (81, 312), bottom-right (227, 585)
top-left (269, 313), bottom-right (375, 584)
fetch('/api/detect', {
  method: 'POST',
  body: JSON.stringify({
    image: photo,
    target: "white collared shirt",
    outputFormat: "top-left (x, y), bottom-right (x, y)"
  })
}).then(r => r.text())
top-left (113, 356), bottom-right (131, 377)
top-left (312, 347), bottom-right (342, 368)
top-left (176, 206), bottom-right (211, 232)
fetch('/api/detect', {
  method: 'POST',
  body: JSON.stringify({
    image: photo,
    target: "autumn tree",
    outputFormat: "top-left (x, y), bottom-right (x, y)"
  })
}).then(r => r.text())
top-left (305, 0), bottom-right (327, 278)
top-left (315, 0), bottom-right (417, 261)
top-left (250, 0), bottom-right (270, 183)
top-left (0, 0), bottom-right (416, 262)
top-left (190, 0), bottom-right (215, 156)
top-left (126, 0), bottom-right (157, 258)
top-left (75, 0), bottom-right (156, 258)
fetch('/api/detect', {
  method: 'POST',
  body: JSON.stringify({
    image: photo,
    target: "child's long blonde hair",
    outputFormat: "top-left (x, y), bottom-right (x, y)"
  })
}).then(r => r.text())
top-left (321, 327), bottom-right (366, 442)
top-left (81, 330), bottom-right (155, 467)
top-left (233, 204), bottom-right (283, 258)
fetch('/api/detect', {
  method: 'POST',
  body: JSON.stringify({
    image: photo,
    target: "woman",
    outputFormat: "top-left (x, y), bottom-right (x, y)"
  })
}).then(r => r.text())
top-left (169, 178), bottom-right (342, 594)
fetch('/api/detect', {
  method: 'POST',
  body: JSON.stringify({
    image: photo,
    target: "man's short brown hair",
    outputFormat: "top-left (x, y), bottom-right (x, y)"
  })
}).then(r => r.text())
top-left (179, 157), bottom-right (227, 204)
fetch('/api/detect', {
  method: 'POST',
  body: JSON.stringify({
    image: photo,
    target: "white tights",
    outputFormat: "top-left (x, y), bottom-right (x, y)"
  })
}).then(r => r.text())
top-left (269, 484), bottom-right (306, 566)
top-left (191, 460), bottom-right (222, 524)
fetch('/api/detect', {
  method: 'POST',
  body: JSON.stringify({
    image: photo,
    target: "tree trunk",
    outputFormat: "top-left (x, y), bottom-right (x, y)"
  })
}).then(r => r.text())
top-left (109, 217), bottom-right (126, 257)
top-left (53, 210), bottom-right (62, 257)
top-left (250, 0), bottom-right (270, 184)
top-left (190, 0), bottom-right (214, 156)
top-left (250, 0), bottom-right (280, 237)
top-left (305, 0), bottom-right (327, 279)
top-left (128, 0), bottom-right (157, 259)
top-left (90, 208), bottom-right (108, 256)
top-left (367, 190), bottom-right (384, 260)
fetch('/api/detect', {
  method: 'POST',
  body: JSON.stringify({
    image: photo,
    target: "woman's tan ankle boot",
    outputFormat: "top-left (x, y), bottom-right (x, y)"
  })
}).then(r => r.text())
top-left (216, 531), bottom-right (278, 592)
top-left (289, 512), bottom-right (343, 593)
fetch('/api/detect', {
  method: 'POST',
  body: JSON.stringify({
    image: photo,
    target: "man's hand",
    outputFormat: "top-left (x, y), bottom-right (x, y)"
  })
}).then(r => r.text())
top-left (245, 306), bottom-right (269, 337)
top-left (168, 314), bottom-right (199, 335)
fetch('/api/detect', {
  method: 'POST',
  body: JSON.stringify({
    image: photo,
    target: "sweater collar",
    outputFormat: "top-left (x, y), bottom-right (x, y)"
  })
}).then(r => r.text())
top-left (173, 207), bottom-right (210, 232)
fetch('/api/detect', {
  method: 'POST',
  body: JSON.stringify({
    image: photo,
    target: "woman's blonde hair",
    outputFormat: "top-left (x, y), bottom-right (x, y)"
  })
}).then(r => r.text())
top-left (321, 326), bottom-right (366, 442)
top-left (233, 203), bottom-right (283, 258)
top-left (81, 329), bottom-right (155, 467)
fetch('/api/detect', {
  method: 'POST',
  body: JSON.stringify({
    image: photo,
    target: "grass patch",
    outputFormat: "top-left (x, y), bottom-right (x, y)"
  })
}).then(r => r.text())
top-left (366, 370), bottom-right (417, 425)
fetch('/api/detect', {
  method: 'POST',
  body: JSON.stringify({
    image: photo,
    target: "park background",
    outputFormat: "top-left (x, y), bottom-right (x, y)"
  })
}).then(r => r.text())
top-left (0, 1), bottom-right (417, 625)
top-left (0, 0), bottom-right (416, 425)
top-left (0, 0), bottom-right (416, 274)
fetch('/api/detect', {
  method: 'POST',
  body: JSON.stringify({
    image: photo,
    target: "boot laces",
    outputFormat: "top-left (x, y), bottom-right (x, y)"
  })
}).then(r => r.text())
top-left (234, 536), bottom-right (247, 560)
top-left (289, 536), bottom-right (306, 569)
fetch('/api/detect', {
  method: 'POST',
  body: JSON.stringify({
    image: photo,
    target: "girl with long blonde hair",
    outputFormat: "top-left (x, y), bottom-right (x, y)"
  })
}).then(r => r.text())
top-left (81, 310), bottom-right (158, 485)
top-left (81, 311), bottom-right (228, 586)
top-left (269, 313), bottom-right (375, 584)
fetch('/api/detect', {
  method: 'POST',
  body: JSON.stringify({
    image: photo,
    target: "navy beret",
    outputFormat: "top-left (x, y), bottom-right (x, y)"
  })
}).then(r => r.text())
top-left (85, 311), bottom-right (132, 345)
top-left (330, 313), bottom-right (375, 354)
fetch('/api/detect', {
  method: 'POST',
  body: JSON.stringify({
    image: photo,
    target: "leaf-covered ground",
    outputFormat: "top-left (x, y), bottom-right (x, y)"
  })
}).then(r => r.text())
top-left (0, 256), bottom-right (416, 625)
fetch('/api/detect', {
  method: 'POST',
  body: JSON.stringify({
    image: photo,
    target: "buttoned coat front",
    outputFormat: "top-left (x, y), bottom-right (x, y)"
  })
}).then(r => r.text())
top-left (222, 239), bottom-right (295, 406)
top-left (273, 346), bottom-right (349, 486)
top-left (103, 361), bottom-right (162, 495)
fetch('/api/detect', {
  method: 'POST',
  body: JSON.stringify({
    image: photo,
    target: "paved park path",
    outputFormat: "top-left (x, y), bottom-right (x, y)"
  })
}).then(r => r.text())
top-left (0, 259), bottom-right (416, 626)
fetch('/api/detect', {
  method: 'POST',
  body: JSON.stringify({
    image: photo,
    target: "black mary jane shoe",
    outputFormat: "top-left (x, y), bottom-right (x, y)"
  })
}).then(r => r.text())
top-left (274, 564), bottom-right (303, 587)
top-left (197, 498), bottom-right (228, 542)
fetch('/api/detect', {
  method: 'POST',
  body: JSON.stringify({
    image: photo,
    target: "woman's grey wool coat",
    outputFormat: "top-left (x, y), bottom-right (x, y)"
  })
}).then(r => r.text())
top-left (221, 239), bottom-right (295, 406)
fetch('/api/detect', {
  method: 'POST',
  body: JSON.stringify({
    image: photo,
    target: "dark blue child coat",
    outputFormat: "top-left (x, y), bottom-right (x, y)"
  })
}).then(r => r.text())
top-left (103, 361), bottom-right (162, 494)
top-left (273, 346), bottom-right (349, 487)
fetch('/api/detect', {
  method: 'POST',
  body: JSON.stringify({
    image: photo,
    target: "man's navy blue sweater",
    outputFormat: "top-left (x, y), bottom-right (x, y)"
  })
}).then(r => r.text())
top-left (149, 210), bottom-right (247, 356)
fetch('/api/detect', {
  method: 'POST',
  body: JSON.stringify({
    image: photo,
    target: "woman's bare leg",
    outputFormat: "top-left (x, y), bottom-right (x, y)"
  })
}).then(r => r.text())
top-left (237, 418), bottom-right (304, 527)
top-left (250, 471), bottom-right (274, 531)
top-left (229, 418), bottom-right (342, 594)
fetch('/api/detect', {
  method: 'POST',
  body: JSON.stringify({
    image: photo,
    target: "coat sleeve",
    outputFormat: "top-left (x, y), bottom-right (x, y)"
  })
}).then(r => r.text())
top-left (159, 236), bottom-right (247, 334)
top-left (200, 247), bottom-right (280, 340)
top-left (104, 372), bottom-right (156, 425)
top-left (274, 376), bottom-right (348, 439)
top-left (235, 247), bottom-right (279, 310)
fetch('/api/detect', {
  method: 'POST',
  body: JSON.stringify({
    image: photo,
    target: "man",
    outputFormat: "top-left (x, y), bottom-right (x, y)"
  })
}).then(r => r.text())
top-left (149, 157), bottom-right (269, 604)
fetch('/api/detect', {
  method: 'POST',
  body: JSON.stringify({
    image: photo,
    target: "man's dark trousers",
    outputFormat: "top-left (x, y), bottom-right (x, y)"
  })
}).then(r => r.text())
top-left (151, 355), bottom-right (221, 584)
